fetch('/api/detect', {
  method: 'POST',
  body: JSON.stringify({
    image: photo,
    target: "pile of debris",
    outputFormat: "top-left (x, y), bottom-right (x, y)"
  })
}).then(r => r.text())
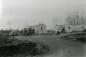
top-left (61, 32), bottom-right (86, 42)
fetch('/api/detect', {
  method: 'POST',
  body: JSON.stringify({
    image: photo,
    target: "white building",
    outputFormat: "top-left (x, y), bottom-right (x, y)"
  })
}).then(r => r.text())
top-left (30, 24), bottom-right (47, 34)
top-left (54, 24), bottom-right (86, 33)
top-left (65, 24), bottom-right (86, 32)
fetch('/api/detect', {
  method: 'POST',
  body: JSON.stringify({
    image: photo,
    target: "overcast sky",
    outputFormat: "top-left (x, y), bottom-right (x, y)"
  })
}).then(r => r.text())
top-left (0, 0), bottom-right (86, 29)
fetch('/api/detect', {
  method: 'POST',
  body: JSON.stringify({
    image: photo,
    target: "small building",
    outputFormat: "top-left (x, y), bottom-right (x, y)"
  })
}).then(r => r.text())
top-left (32, 24), bottom-right (47, 34)
top-left (22, 24), bottom-right (47, 35)
top-left (54, 25), bottom-right (65, 33)
top-left (54, 24), bottom-right (86, 33)
top-left (65, 24), bottom-right (86, 32)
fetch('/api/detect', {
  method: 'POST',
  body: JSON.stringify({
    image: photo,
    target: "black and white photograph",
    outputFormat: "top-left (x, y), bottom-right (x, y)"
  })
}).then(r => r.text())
top-left (0, 0), bottom-right (86, 57)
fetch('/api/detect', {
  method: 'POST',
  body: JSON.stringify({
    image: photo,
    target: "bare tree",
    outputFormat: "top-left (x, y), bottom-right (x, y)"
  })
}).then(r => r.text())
top-left (66, 11), bottom-right (86, 25)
